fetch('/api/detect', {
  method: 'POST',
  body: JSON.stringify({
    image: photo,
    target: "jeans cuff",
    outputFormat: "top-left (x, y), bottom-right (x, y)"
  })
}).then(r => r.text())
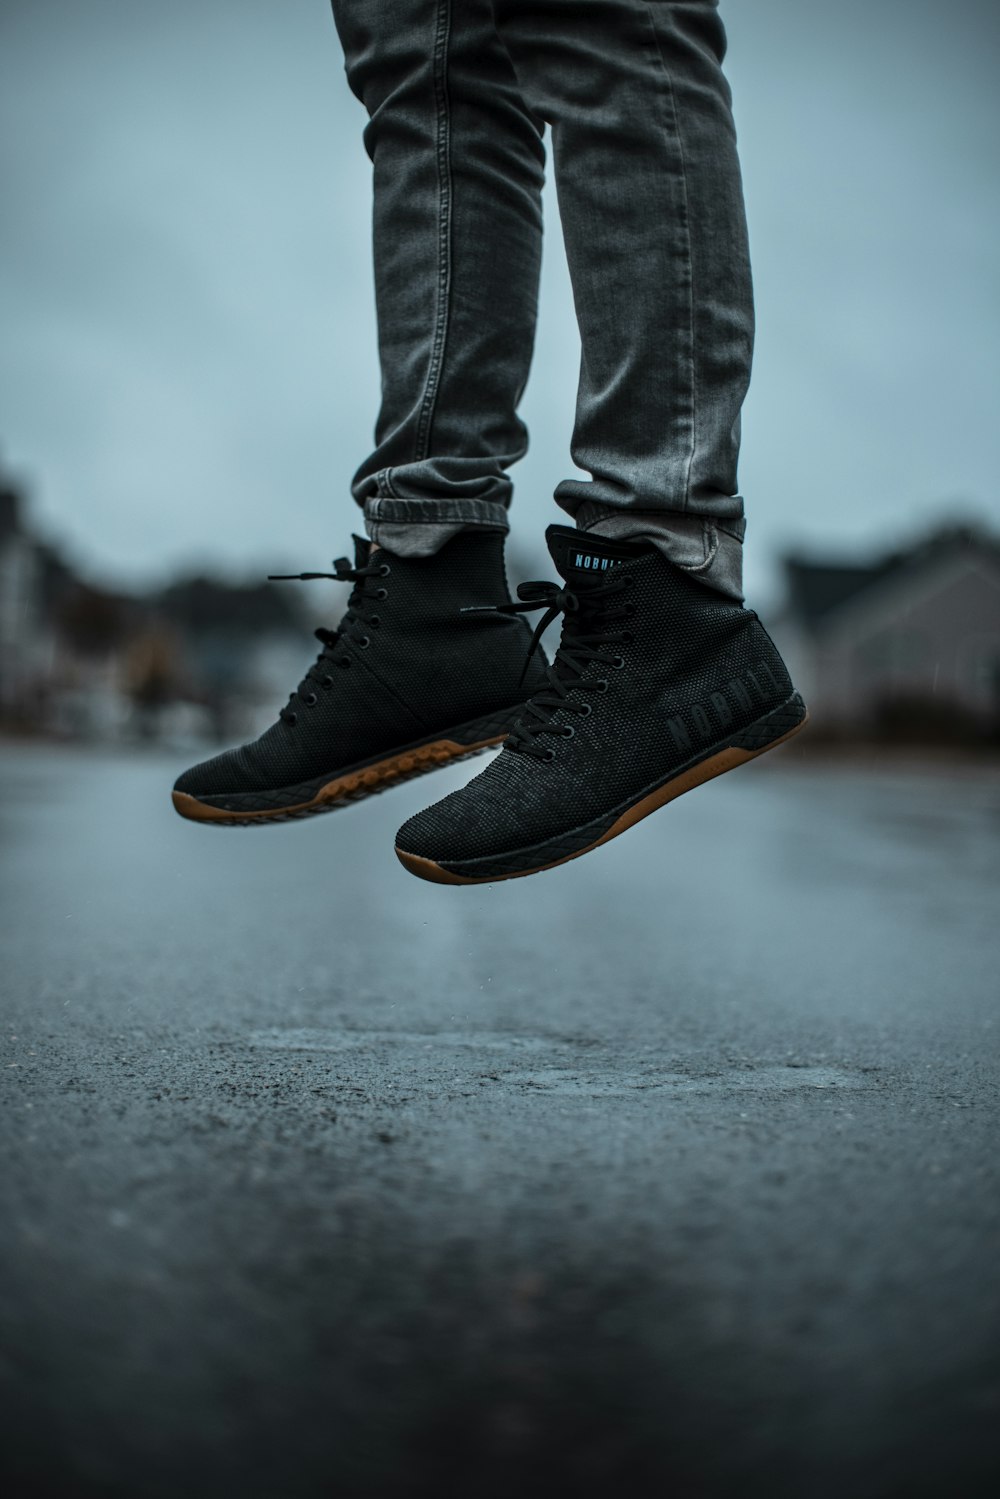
top-left (363, 497), bottom-right (509, 558)
top-left (577, 505), bottom-right (745, 602)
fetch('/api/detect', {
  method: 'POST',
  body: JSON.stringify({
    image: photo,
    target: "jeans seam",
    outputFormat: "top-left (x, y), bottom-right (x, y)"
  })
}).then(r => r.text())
top-left (578, 505), bottom-right (694, 531)
top-left (364, 497), bottom-right (508, 524)
top-left (643, 4), bottom-right (696, 509)
top-left (679, 520), bottom-right (719, 575)
top-left (376, 468), bottom-right (398, 500)
top-left (414, 0), bottom-right (454, 464)
top-left (371, 515), bottom-right (504, 526)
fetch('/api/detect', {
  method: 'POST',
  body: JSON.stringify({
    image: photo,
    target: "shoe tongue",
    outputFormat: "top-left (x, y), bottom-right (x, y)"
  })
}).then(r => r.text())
top-left (545, 524), bottom-right (644, 585)
top-left (352, 533), bottom-right (371, 569)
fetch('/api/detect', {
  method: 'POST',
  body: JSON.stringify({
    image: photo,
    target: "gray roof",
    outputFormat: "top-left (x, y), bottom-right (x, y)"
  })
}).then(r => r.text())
top-left (782, 523), bottom-right (1000, 632)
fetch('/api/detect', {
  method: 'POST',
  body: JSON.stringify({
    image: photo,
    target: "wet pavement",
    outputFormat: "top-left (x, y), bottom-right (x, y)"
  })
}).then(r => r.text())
top-left (1, 740), bottom-right (999, 1497)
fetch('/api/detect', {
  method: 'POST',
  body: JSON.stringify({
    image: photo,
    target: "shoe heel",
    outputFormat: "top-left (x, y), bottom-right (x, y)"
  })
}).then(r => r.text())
top-left (730, 692), bottom-right (809, 753)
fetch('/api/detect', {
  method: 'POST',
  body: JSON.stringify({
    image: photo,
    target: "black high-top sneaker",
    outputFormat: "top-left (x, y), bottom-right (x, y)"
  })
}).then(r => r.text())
top-left (171, 532), bottom-right (548, 824)
top-left (395, 524), bottom-right (808, 882)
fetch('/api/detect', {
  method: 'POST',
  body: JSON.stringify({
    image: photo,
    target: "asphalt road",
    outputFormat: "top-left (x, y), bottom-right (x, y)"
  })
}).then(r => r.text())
top-left (1, 740), bottom-right (999, 1498)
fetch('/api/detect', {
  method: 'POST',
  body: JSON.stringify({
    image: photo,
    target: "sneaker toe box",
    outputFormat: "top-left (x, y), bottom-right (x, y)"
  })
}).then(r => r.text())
top-left (395, 795), bottom-right (467, 864)
top-left (395, 756), bottom-right (547, 867)
top-left (172, 745), bottom-right (259, 799)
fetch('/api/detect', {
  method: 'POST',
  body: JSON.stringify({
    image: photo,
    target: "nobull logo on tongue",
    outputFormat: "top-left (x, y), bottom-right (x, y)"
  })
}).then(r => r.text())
top-left (571, 551), bottom-right (621, 573)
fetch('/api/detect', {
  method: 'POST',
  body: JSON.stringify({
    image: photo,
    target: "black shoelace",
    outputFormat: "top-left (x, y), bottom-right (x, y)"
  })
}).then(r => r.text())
top-left (267, 556), bottom-right (391, 726)
top-left (464, 573), bottom-right (634, 760)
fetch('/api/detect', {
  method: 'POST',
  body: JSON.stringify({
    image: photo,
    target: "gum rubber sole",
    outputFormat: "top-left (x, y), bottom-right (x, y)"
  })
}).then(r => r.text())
top-left (172, 732), bottom-right (506, 826)
top-left (396, 695), bottom-right (809, 885)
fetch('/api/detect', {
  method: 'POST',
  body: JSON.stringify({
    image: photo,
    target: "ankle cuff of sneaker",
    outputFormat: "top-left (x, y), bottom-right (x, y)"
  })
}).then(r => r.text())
top-left (577, 508), bottom-right (745, 602)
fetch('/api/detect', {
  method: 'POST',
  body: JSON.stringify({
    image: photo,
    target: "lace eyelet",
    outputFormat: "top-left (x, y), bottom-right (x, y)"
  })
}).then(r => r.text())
top-left (611, 655), bottom-right (625, 669)
top-left (285, 712), bottom-right (298, 727)
top-left (560, 724), bottom-right (575, 738)
top-left (577, 702), bottom-right (593, 717)
top-left (303, 692), bottom-right (318, 707)
top-left (594, 679), bottom-right (609, 693)
top-left (378, 564), bottom-right (391, 577)
top-left (337, 658), bottom-right (352, 669)
top-left (369, 616), bottom-right (380, 628)
top-left (358, 636), bottom-right (370, 648)
top-left (320, 675), bottom-right (334, 688)
top-left (376, 588), bottom-right (388, 600)
top-left (543, 748), bottom-right (557, 762)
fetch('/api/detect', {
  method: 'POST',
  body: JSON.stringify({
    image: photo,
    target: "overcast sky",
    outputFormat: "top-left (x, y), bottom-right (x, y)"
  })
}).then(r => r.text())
top-left (1, 0), bottom-right (998, 602)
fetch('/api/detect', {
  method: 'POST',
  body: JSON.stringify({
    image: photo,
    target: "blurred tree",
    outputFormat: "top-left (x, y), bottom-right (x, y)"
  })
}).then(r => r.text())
top-left (56, 584), bottom-right (130, 657)
top-left (158, 577), bottom-right (306, 635)
top-left (123, 629), bottom-right (185, 737)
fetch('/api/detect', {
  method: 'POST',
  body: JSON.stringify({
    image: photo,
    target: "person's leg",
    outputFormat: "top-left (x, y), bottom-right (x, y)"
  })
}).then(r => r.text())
top-left (493, 0), bottom-right (752, 600)
top-left (171, 0), bottom-right (552, 825)
top-left (395, 1), bottom-right (808, 882)
top-left (330, 0), bottom-right (546, 555)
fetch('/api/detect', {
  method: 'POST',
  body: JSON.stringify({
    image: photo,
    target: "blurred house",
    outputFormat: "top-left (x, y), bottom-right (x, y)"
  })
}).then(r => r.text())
top-left (7, 455), bottom-right (1000, 750)
top-left (155, 574), bottom-right (329, 740)
top-left (0, 468), bottom-right (323, 744)
top-left (0, 483), bottom-right (43, 713)
top-left (0, 481), bottom-right (78, 723)
top-left (773, 523), bottom-right (1000, 742)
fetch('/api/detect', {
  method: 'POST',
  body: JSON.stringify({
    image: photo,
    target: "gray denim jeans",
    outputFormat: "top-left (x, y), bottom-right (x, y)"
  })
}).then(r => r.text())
top-left (329, 0), bottom-right (753, 600)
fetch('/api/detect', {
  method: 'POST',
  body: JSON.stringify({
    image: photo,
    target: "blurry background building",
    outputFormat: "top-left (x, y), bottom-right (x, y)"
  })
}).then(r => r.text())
top-left (774, 524), bottom-right (1000, 744)
top-left (0, 466), bottom-right (322, 746)
top-left (0, 0), bottom-right (998, 751)
top-left (3, 457), bottom-right (999, 750)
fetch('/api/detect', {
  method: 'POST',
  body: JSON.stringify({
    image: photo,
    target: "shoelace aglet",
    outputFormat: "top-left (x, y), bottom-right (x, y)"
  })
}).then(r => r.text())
top-left (268, 572), bottom-right (341, 581)
top-left (269, 557), bottom-right (357, 584)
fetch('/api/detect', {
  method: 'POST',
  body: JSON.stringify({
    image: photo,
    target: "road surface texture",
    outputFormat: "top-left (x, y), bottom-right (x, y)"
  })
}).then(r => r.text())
top-left (1, 740), bottom-right (998, 1498)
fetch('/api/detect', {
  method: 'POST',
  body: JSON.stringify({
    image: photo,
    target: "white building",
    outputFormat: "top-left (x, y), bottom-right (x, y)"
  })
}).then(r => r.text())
top-left (771, 525), bottom-right (1000, 739)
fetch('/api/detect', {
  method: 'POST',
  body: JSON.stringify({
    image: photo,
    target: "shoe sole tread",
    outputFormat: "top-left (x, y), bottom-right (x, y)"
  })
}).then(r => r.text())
top-left (172, 705), bottom-right (521, 825)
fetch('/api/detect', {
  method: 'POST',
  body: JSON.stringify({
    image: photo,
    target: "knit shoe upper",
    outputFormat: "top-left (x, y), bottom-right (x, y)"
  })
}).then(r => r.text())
top-left (395, 525), bottom-right (807, 881)
top-left (172, 531), bottom-right (549, 822)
